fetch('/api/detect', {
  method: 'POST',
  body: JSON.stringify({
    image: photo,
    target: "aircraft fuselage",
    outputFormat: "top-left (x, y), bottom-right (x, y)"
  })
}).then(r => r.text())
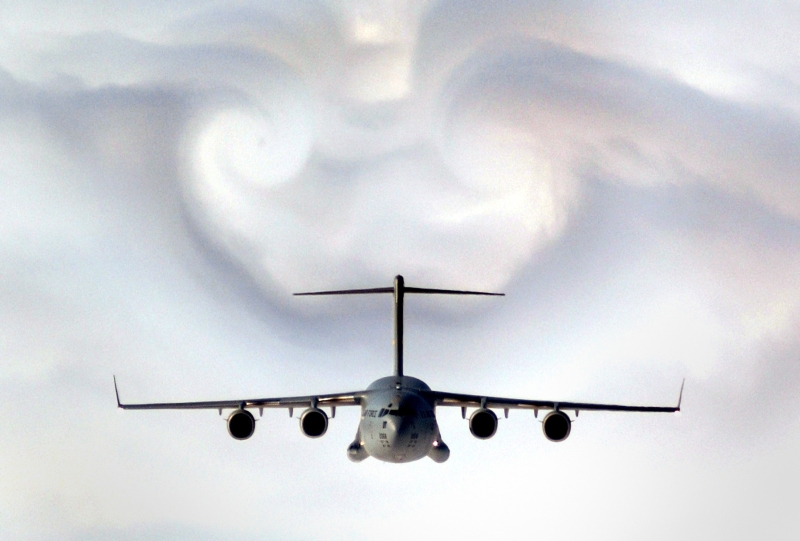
top-left (348, 376), bottom-right (448, 463)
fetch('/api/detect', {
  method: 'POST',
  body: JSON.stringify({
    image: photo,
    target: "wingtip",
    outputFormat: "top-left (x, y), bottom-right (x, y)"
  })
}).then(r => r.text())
top-left (113, 375), bottom-right (121, 407)
top-left (676, 378), bottom-right (685, 411)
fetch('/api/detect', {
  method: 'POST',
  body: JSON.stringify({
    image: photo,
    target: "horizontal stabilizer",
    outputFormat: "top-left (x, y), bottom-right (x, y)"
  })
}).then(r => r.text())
top-left (294, 275), bottom-right (503, 377)
top-left (295, 285), bottom-right (503, 297)
top-left (294, 287), bottom-right (393, 296)
top-left (405, 287), bottom-right (503, 296)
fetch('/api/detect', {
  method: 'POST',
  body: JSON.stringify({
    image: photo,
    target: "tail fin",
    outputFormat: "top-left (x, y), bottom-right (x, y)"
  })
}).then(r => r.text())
top-left (295, 275), bottom-right (503, 376)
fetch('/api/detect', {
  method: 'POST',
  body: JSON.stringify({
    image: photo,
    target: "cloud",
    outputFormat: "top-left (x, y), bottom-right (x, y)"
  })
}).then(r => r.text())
top-left (4, 3), bottom-right (798, 304)
top-left (2, 2), bottom-right (800, 541)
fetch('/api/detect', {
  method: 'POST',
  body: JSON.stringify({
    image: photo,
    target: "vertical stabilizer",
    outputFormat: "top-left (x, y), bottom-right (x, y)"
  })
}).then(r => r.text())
top-left (394, 275), bottom-right (405, 377)
top-left (294, 275), bottom-right (503, 376)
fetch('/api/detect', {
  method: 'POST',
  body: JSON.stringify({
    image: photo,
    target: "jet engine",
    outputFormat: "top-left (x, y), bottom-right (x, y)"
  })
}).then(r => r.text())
top-left (542, 410), bottom-right (571, 442)
top-left (227, 409), bottom-right (256, 440)
top-left (300, 408), bottom-right (328, 438)
top-left (469, 408), bottom-right (498, 439)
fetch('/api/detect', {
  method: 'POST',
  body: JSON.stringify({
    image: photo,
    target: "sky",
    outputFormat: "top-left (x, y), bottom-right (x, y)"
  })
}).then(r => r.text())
top-left (1, 1), bottom-right (799, 540)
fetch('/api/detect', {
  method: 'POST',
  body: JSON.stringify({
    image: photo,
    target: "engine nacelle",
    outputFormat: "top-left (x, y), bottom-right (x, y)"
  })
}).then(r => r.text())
top-left (300, 408), bottom-right (328, 438)
top-left (542, 410), bottom-right (571, 442)
top-left (227, 409), bottom-right (256, 440)
top-left (469, 408), bottom-right (498, 439)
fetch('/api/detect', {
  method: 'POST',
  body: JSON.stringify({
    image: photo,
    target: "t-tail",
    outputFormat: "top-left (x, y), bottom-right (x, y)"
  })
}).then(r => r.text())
top-left (294, 275), bottom-right (504, 377)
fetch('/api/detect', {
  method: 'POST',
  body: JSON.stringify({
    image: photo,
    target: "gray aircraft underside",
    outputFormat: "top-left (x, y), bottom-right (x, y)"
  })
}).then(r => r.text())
top-left (115, 275), bottom-right (682, 464)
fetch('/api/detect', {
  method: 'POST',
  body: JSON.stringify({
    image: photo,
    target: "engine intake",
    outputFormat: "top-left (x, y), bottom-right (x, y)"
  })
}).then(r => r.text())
top-left (227, 409), bottom-right (256, 440)
top-left (469, 408), bottom-right (498, 439)
top-left (300, 408), bottom-right (328, 438)
top-left (542, 410), bottom-right (571, 442)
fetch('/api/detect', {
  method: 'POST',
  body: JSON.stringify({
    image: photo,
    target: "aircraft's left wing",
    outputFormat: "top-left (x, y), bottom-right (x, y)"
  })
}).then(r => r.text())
top-left (426, 380), bottom-right (683, 415)
top-left (114, 377), bottom-right (364, 412)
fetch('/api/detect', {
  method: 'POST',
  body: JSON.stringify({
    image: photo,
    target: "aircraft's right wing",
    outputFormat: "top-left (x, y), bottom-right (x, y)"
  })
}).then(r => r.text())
top-left (114, 377), bottom-right (364, 412)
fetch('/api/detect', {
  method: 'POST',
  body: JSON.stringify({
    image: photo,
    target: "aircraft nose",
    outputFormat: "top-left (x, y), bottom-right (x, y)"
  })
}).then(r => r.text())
top-left (384, 415), bottom-right (410, 443)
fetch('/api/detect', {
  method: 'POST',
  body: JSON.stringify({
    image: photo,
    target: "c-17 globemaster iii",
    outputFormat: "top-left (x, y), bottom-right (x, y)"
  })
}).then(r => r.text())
top-left (115, 275), bottom-right (683, 463)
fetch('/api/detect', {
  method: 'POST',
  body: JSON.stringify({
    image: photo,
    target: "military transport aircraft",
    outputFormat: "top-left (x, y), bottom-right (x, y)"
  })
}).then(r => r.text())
top-left (115, 275), bottom-right (683, 463)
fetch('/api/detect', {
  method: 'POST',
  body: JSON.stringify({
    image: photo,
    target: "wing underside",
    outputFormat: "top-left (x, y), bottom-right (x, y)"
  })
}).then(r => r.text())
top-left (114, 378), bottom-right (683, 414)
top-left (114, 377), bottom-right (363, 411)
top-left (428, 380), bottom-right (683, 414)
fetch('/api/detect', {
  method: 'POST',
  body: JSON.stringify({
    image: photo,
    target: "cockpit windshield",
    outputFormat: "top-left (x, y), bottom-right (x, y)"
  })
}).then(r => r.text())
top-left (377, 407), bottom-right (433, 418)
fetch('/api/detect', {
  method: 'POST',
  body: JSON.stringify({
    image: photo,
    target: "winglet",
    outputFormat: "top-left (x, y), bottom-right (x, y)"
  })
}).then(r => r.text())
top-left (113, 375), bottom-right (121, 408)
top-left (676, 378), bottom-right (685, 411)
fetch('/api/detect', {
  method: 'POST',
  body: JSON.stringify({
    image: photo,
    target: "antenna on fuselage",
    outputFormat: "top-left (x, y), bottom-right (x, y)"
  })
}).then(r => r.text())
top-left (294, 275), bottom-right (504, 377)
